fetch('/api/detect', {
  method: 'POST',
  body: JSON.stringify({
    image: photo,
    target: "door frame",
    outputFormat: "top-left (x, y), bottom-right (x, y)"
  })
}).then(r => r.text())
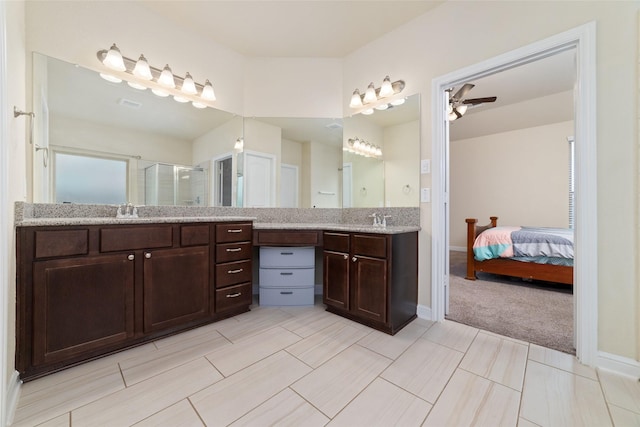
top-left (211, 152), bottom-right (234, 207)
top-left (431, 22), bottom-right (597, 366)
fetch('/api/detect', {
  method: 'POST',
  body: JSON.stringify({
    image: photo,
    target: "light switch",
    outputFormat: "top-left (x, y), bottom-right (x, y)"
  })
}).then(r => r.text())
top-left (421, 159), bottom-right (431, 174)
top-left (421, 188), bottom-right (431, 203)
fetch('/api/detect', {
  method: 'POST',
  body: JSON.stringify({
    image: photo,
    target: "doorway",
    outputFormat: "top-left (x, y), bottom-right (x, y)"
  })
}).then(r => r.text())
top-left (431, 23), bottom-right (597, 365)
top-left (243, 150), bottom-right (276, 207)
top-left (280, 163), bottom-right (299, 207)
top-left (212, 154), bottom-right (233, 207)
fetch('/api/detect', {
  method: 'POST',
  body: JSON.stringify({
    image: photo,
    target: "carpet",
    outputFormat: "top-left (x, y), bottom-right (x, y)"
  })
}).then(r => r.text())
top-left (447, 251), bottom-right (575, 354)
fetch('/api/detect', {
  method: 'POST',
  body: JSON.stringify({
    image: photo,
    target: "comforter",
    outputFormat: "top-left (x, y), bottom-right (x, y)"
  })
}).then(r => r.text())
top-left (473, 226), bottom-right (574, 266)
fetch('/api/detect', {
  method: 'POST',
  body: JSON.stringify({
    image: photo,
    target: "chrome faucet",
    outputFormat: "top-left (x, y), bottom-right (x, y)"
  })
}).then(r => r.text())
top-left (116, 203), bottom-right (139, 218)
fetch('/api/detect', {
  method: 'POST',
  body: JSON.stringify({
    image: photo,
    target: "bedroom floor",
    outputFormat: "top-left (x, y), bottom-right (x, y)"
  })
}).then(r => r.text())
top-left (12, 300), bottom-right (639, 427)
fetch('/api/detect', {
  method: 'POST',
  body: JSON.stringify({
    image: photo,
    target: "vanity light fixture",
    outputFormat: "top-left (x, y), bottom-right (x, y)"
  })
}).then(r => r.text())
top-left (97, 43), bottom-right (217, 109)
top-left (346, 137), bottom-right (382, 158)
top-left (349, 76), bottom-right (405, 114)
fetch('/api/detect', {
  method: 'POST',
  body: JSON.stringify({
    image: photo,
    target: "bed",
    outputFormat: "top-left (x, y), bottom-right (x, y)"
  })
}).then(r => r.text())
top-left (465, 216), bottom-right (573, 285)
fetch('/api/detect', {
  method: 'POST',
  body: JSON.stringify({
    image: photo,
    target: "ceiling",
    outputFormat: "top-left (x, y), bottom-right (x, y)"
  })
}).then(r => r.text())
top-left (138, 1), bottom-right (444, 58)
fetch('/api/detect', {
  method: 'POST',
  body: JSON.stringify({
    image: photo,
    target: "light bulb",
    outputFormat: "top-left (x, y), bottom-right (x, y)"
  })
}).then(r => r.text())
top-left (362, 108), bottom-right (374, 115)
top-left (181, 72), bottom-right (197, 95)
top-left (379, 76), bottom-right (394, 98)
top-left (173, 95), bottom-right (189, 103)
top-left (99, 73), bottom-right (122, 83)
top-left (192, 101), bottom-right (207, 109)
top-left (158, 64), bottom-right (175, 88)
top-left (349, 89), bottom-right (363, 108)
top-left (103, 43), bottom-right (126, 72)
top-left (363, 82), bottom-right (377, 104)
top-left (375, 103), bottom-right (389, 111)
top-left (448, 111), bottom-right (458, 121)
top-left (390, 97), bottom-right (406, 106)
top-left (127, 81), bottom-right (147, 90)
top-left (201, 79), bottom-right (216, 101)
top-left (457, 105), bottom-right (468, 116)
top-left (132, 55), bottom-right (152, 80)
top-left (151, 88), bottom-right (170, 97)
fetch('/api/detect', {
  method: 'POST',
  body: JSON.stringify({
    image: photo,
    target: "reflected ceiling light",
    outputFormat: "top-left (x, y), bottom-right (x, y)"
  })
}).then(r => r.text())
top-left (102, 43), bottom-right (126, 72)
top-left (346, 137), bottom-right (382, 158)
top-left (99, 73), bottom-right (122, 83)
top-left (97, 44), bottom-right (218, 109)
top-left (234, 137), bottom-right (244, 151)
top-left (349, 76), bottom-right (405, 115)
top-left (390, 97), bottom-right (406, 106)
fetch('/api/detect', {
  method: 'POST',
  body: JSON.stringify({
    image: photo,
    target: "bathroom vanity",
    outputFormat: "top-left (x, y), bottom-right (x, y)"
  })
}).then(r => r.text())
top-left (15, 219), bottom-right (253, 381)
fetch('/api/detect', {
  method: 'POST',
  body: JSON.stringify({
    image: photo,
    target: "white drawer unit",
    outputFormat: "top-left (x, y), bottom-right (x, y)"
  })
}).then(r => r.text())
top-left (259, 246), bottom-right (315, 306)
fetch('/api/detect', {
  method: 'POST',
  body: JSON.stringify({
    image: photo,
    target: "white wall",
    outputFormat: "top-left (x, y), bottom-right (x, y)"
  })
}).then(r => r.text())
top-left (281, 138), bottom-right (303, 205)
top-left (309, 141), bottom-right (342, 208)
top-left (384, 120), bottom-right (420, 207)
top-left (344, 1), bottom-right (639, 359)
top-left (450, 120), bottom-right (573, 248)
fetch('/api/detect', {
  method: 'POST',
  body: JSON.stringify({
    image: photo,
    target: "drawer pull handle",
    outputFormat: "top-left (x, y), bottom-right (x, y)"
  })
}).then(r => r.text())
top-left (343, 254), bottom-right (348, 260)
top-left (127, 254), bottom-right (135, 261)
top-left (280, 272), bottom-right (293, 276)
top-left (280, 291), bottom-right (293, 295)
top-left (352, 257), bottom-right (358, 262)
top-left (226, 248), bottom-right (242, 252)
top-left (227, 229), bottom-right (243, 233)
top-left (228, 268), bottom-right (243, 274)
top-left (280, 252), bottom-right (293, 255)
top-left (226, 292), bottom-right (242, 298)
top-left (145, 252), bottom-right (151, 259)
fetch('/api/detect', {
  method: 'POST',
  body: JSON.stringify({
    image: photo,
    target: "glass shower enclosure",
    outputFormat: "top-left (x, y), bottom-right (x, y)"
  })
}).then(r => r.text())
top-left (144, 163), bottom-right (207, 206)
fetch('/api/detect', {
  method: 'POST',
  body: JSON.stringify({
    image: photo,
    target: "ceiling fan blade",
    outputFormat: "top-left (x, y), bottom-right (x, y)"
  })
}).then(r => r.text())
top-left (452, 83), bottom-right (475, 101)
top-left (462, 96), bottom-right (497, 105)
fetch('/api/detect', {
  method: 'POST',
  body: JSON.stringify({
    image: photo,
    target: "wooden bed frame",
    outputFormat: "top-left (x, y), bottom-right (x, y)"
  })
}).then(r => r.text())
top-left (465, 216), bottom-right (573, 285)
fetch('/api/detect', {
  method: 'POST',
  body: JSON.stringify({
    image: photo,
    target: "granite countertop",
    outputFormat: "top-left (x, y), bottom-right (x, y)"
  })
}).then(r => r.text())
top-left (16, 218), bottom-right (419, 234)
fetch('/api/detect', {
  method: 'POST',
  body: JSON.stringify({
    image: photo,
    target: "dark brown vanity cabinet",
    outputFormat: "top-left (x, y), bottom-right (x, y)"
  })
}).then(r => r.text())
top-left (322, 231), bottom-right (418, 335)
top-left (214, 222), bottom-right (253, 314)
top-left (16, 221), bottom-right (253, 381)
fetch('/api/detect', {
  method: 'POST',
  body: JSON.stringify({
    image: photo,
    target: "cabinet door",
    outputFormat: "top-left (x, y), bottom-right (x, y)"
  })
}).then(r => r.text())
top-left (143, 246), bottom-right (210, 333)
top-left (32, 254), bottom-right (135, 366)
top-left (323, 251), bottom-right (349, 310)
top-left (351, 256), bottom-right (387, 323)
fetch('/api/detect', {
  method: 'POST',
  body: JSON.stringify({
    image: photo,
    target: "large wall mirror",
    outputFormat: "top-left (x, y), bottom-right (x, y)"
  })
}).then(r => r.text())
top-left (343, 94), bottom-right (420, 207)
top-left (32, 53), bottom-right (243, 206)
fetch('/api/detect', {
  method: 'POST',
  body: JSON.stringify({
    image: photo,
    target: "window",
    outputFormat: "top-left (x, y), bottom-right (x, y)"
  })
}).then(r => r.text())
top-left (54, 152), bottom-right (127, 204)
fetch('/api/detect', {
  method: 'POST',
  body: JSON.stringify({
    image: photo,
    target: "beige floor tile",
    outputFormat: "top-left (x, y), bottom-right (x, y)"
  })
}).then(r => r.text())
top-left (133, 399), bottom-right (204, 427)
top-left (381, 338), bottom-right (464, 403)
top-left (152, 321), bottom-right (226, 349)
top-left (327, 378), bottom-right (431, 427)
top-left (357, 320), bottom-right (430, 360)
top-left (460, 331), bottom-right (528, 391)
top-left (291, 344), bottom-right (392, 418)
top-left (190, 351), bottom-right (312, 426)
top-left (206, 326), bottom-right (302, 376)
top-left (422, 320), bottom-right (478, 352)
top-left (279, 308), bottom-right (343, 338)
top-left (229, 388), bottom-right (329, 427)
top-left (12, 364), bottom-right (125, 427)
top-left (120, 331), bottom-right (230, 386)
top-left (528, 343), bottom-right (597, 380)
top-left (517, 417), bottom-right (540, 427)
top-left (285, 321), bottom-right (371, 368)
top-left (609, 404), bottom-right (640, 426)
top-left (481, 329), bottom-right (530, 346)
top-left (598, 369), bottom-right (640, 414)
top-left (520, 360), bottom-right (612, 427)
top-left (215, 308), bottom-right (293, 342)
top-left (28, 413), bottom-right (70, 427)
top-left (423, 369), bottom-right (520, 427)
top-left (71, 358), bottom-right (222, 427)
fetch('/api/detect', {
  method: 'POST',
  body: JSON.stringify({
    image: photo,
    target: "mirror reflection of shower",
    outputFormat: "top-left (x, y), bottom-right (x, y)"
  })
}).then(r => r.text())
top-left (144, 163), bottom-right (207, 206)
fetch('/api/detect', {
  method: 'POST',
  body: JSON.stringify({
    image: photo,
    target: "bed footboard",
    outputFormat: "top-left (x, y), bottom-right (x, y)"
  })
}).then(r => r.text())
top-left (465, 216), bottom-right (498, 280)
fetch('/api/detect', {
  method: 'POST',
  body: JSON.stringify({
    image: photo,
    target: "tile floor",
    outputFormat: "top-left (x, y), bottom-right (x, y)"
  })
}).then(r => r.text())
top-left (11, 301), bottom-right (640, 427)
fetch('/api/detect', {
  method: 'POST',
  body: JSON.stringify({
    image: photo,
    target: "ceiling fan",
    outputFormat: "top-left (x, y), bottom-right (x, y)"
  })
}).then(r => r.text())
top-left (447, 83), bottom-right (497, 121)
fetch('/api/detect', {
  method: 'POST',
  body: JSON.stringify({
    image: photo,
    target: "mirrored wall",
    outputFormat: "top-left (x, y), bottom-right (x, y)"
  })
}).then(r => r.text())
top-left (32, 53), bottom-right (420, 208)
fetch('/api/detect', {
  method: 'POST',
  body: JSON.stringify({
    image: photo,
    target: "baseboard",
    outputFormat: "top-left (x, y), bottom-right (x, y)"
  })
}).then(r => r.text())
top-left (450, 246), bottom-right (466, 252)
top-left (417, 304), bottom-right (433, 321)
top-left (596, 351), bottom-right (640, 379)
top-left (5, 370), bottom-right (21, 426)
top-left (314, 284), bottom-right (322, 295)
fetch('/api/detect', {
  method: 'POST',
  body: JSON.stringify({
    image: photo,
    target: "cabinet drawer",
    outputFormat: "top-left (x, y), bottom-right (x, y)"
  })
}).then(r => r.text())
top-left (216, 223), bottom-right (252, 243)
top-left (35, 229), bottom-right (89, 259)
top-left (352, 234), bottom-right (388, 258)
top-left (259, 286), bottom-right (314, 306)
top-left (259, 267), bottom-right (314, 288)
top-left (216, 283), bottom-right (252, 312)
top-left (216, 260), bottom-right (252, 288)
top-left (180, 224), bottom-right (210, 247)
top-left (254, 230), bottom-right (321, 246)
top-left (259, 246), bottom-right (314, 268)
top-left (101, 226), bottom-right (173, 252)
top-left (216, 242), bottom-right (252, 263)
top-left (323, 232), bottom-right (349, 253)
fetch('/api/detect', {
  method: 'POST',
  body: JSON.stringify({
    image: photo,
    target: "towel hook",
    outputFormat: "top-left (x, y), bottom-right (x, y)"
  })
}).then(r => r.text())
top-left (14, 107), bottom-right (46, 167)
